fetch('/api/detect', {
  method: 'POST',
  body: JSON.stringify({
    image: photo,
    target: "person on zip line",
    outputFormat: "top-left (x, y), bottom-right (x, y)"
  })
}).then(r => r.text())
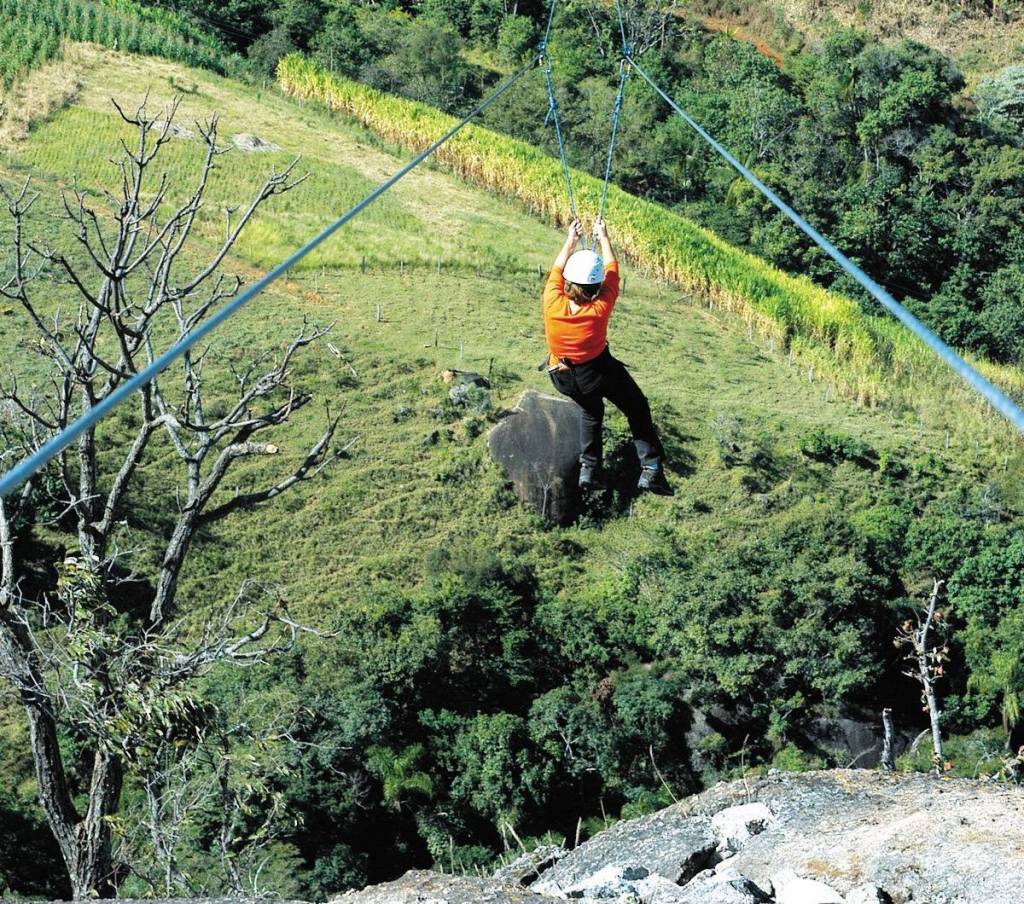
top-left (543, 216), bottom-right (673, 496)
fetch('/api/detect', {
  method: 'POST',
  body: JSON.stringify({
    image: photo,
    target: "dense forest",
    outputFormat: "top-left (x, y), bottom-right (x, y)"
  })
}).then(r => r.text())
top-left (1, 0), bottom-right (1023, 900)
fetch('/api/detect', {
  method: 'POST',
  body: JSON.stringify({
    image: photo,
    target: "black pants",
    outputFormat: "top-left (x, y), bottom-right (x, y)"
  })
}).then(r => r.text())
top-left (549, 348), bottom-right (664, 469)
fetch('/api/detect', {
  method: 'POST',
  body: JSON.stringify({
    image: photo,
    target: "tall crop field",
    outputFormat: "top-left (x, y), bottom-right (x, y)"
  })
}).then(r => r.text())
top-left (277, 53), bottom-right (1024, 419)
top-left (0, 0), bottom-right (238, 88)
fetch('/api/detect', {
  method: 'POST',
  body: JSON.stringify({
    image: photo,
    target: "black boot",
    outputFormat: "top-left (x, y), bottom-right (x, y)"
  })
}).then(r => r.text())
top-left (578, 459), bottom-right (601, 491)
top-left (638, 463), bottom-right (674, 496)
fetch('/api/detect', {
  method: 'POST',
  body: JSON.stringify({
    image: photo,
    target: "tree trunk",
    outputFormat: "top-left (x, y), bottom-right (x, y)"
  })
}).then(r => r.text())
top-left (881, 708), bottom-right (895, 771)
top-left (918, 579), bottom-right (945, 776)
top-left (27, 702), bottom-right (123, 898)
top-left (919, 654), bottom-right (944, 774)
top-left (71, 751), bottom-right (124, 898)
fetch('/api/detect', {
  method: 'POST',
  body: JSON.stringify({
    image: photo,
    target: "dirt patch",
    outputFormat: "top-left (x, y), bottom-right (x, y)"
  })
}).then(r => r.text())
top-left (0, 42), bottom-right (91, 148)
top-left (700, 15), bottom-right (786, 67)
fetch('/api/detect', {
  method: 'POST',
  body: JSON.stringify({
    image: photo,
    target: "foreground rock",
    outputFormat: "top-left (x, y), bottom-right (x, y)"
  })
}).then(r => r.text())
top-left (487, 390), bottom-right (582, 525)
top-left (493, 845), bottom-right (566, 885)
top-left (702, 770), bottom-right (1024, 904)
top-left (531, 806), bottom-right (717, 893)
top-left (330, 870), bottom-right (563, 903)
top-left (332, 770), bottom-right (1024, 904)
top-left (711, 803), bottom-right (776, 853)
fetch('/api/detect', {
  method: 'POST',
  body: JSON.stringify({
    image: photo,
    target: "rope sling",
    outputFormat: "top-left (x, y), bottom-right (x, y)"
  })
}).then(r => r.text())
top-left (539, 0), bottom-right (631, 245)
top-left (595, 1), bottom-right (633, 245)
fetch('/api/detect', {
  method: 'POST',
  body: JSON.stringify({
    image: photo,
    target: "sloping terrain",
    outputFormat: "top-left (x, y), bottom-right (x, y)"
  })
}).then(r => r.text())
top-left (689, 0), bottom-right (1023, 81)
top-left (2, 43), bottom-right (1024, 897)
top-left (777, 0), bottom-right (1023, 79)
top-left (0, 43), bottom-right (1015, 609)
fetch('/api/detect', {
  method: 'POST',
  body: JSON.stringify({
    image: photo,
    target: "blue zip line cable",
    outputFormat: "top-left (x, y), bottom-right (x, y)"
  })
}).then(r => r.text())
top-left (614, 0), bottom-right (631, 57)
top-left (626, 54), bottom-right (1024, 437)
top-left (539, 0), bottom-right (580, 221)
top-left (541, 52), bottom-right (577, 220)
top-left (593, 58), bottom-right (630, 249)
top-left (0, 55), bottom-right (540, 499)
top-left (541, 0), bottom-right (558, 50)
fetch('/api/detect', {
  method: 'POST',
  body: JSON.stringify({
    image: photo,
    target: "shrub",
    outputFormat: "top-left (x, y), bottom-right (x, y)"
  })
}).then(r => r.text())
top-left (799, 427), bottom-right (877, 467)
top-left (497, 15), bottom-right (536, 65)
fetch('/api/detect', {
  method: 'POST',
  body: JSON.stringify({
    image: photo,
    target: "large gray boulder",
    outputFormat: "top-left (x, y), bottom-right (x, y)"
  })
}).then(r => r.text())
top-left (530, 806), bottom-right (718, 894)
top-left (487, 390), bottom-right (582, 525)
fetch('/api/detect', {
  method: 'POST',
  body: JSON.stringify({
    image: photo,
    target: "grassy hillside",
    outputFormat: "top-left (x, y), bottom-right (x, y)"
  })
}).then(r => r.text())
top-left (1, 42), bottom-right (1014, 607)
top-left (277, 55), bottom-right (1024, 424)
top-left (2, 43), bottom-right (1023, 897)
top-left (0, 0), bottom-right (240, 88)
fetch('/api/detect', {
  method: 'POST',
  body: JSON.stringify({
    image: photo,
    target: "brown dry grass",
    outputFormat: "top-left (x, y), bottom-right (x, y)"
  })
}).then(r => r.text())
top-left (0, 42), bottom-right (90, 149)
top-left (776, 0), bottom-right (1023, 80)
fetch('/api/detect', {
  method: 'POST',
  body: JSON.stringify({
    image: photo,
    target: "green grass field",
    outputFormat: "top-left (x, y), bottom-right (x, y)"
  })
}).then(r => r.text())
top-left (1, 43), bottom-right (1021, 620)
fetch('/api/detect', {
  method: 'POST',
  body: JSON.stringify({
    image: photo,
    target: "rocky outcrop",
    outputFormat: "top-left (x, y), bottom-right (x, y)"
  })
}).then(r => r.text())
top-left (486, 390), bottom-right (582, 525)
top-left (329, 770), bottom-right (1024, 904)
top-left (531, 805), bottom-right (718, 893)
top-left (536, 770), bottom-right (1024, 904)
top-left (330, 871), bottom-right (562, 903)
top-left (696, 770), bottom-right (1024, 904)
top-left (231, 133), bottom-right (281, 152)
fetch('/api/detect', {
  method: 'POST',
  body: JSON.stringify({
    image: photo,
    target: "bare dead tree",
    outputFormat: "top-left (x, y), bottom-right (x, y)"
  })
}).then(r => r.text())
top-left (896, 579), bottom-right (949, 776)
top-left (0, 96), bottom-right (342, 898)
top-left (116, 648), bottom-right (324, 898)
top-left (608, 1), bottom-right (682, 55)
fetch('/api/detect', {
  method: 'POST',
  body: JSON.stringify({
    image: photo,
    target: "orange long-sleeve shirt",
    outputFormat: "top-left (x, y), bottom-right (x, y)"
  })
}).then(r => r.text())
top-left (542, 262), bottom-right (620, 365)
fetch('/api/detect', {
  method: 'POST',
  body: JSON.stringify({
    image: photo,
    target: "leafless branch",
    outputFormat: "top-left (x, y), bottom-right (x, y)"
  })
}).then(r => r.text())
top-left (0, 94), bottom-right (334, 897)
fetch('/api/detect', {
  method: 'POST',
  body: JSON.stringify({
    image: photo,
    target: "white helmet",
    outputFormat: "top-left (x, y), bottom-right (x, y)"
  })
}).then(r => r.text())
top-left (564, 250), bottom-right (604, 287)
